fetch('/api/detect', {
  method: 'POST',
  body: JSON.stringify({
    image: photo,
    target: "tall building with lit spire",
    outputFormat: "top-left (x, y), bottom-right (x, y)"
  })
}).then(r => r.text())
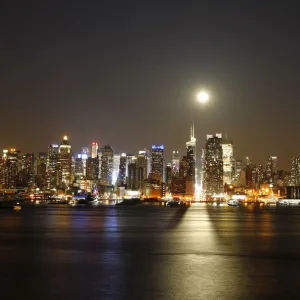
top-left (186, 122), bottom-right (196, 181)
top-left (57, 135), bottom-right (72, 188)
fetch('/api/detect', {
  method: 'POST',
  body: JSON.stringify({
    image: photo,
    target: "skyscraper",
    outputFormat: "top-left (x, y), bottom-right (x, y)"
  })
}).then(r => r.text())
top-left (204, 134), bottom-right (223, 195)
top-left (57, 136), bottom-right (72, 188)
top-left (36, 152), bottom-right (47, 188)
top-left (200, 149), bottom-right (206, 191)
top-left (19, 153), bottom-right (35, 187)
top-left (222, 140), bottom-right (233, 185)
top-left (74, 155), bottom-right (84, 179)
top-left (86, 157), bottom-right (99, 180)
top-left (127, 156), bottom-right (137, 189)
top-left (291, 156), bottom-right (300, 186)
top-left (171, 149), bottom-right (180, 177)
top-left (90, 142), bottom-right (98, 158)
top-left (97, 148), bottom-right (104, 179)
top-left (0, 149), bottom-right (21, 188)
top-left (112, 154), bottom-right (121, 185)
top-left (47, 144), bottom-right (59, 188)
top-left (100, 145), bottom-right (113, 186)
top-left (136, 149), bottom-right (150, 190)
top-left (151, 145), bottom-right (164, 182)
top-left (186, 123), bottom-right (196, 181)
top-left (253, 164), bottom-right (264, 188)
top-left (266, 156), bottom-right (277, 183)
top-left (165, 163), bottom-right (172, 190)
top-left (118, 153), bottom-right (127, 186)
top-left (179, 156), bottom-right (189, 178)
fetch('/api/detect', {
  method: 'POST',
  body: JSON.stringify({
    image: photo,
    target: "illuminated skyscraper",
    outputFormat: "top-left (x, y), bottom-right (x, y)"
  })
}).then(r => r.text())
top-left (100, 145), bottom-right (113, 186)
top-left (0, 149), bottom-right (21, 188)
top-left (198, 149), bottom-right (206, 192)
top-left (291, 156), bottom-right (300, 186)
top-left (266, 156), bottom-right (277, 183)
top-left (118, 153), bottom-right (127, 186)
top-left (222, 140), bottom-right (233, 185)
top-left (86, 157), bottom-right (99, 180)
top-left (179, 156), bottom-right (189, 178)
top-left (127, 156), bottom-right (137, 189)
top-left (74, 155), bottom-right (84, 178)
top-left (171, 149), bottom-right (180, 177)
top-left (90, 142), bottom-right (98, 158)
top-left (165, 163), bottom-right (172, 190)
top-left (81, 146), bottom-right (90, 176)
top-left (19, 153), bottom-right (35, 187)
top-left (97, 148), bottom-right (104, 179)
top-left (253, 164), bottom-right (264, 188)
top-left (36, 152), bottom-right (47, 188)
top-left (57, 136), bottom-right (72, 188)
top-left (204, 134), bottom-right (223, 195)
top-left (136, 149), bottom-right (150, 190)
top-left (151, 145), bottom-right (164, 182)
top-left (47, 144), bottom-right (59, 188)
top-left (112, 154), bottom-right (121, 185)
top-left (186, 123), bottom-right (196, 181)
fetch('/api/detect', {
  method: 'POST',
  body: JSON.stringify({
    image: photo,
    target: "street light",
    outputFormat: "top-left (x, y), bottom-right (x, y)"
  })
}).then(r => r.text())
top-left (197, 91), bottom-right (209, 104)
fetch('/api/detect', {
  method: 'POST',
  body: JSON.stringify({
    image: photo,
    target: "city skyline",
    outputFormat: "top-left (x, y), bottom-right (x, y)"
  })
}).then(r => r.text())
top-left (0, 130), bottom-right (296, 170)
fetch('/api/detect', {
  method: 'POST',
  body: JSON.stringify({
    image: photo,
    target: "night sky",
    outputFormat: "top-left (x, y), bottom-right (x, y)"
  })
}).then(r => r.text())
top-left (1, 1), bottom-right (299, 169)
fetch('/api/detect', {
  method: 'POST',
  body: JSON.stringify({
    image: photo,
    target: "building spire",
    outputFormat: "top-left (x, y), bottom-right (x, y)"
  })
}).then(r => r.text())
top-left (190, 121), bottom-right (194, 139)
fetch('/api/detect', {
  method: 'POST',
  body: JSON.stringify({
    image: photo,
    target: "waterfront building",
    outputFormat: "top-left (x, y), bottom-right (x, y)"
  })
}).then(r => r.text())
top-left (291, 156), bottom-right (300, 186)
top-left (0, 149), bottom-right (21, 188)
top-left (204, 134), bottom-right (223, 195)
top-left (151, 145), bottom-right (164, 182)
top-left (36, 152), bottom-right (47, 188)
top-left (127, 156), bottom-right (137, 189)
top-left (112, 154), bottom-right (121, 185)
top-left (118, 153), bottom-right (127, 186)
top-left (222, 140), bottom-right (233, 185)
top-left (253, 164), bottom-right (264, 188)
top-left (199, 149), bottom-right (206, 191)
top-left (57, 136), bottom-right (72, 188)
top-left (165, 163), bottom-right (172, 190)
top-left (47, 144), bottom-right (59, 188)
top-left (136, 149), bottom-right (150, 190)
top-left (186, 123), bottom-right (196, 182)
top-left (100, 145), bottom-right (113, 186)
top-left (266, 156), bottom-right (277, 183)
top-left (19, 153), bottom-right (35, 187)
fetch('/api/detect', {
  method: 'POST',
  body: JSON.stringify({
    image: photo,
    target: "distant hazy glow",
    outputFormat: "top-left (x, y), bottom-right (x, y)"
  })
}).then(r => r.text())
top-left (197, 91), bottom-right (209, 103)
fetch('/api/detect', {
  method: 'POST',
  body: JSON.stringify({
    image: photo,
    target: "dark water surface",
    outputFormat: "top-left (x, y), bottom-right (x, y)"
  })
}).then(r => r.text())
top-left (1, 204), bottom-right (300, 299)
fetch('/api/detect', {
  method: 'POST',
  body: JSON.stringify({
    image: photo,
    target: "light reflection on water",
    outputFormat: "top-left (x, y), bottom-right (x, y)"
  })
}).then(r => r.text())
top-left (1, 205), bottom-right (300, 299)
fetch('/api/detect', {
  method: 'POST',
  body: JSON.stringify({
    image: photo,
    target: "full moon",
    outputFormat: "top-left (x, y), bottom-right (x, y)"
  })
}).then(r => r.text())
top-left (197, 91), bottom-right (209, 103)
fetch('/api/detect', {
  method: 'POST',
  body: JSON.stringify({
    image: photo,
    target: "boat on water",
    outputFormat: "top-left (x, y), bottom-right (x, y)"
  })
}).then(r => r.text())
top-left (13, 202), bottom-right (22, 211)
top-left (115, 198), bottom-right (142, 206)
top-left (227, 199), bottom-right (240, 206)
top-left (277, 199), bottom-right (300, 207)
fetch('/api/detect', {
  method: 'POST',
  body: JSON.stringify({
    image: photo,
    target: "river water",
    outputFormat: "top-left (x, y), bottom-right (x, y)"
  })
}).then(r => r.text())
top-left (1, 204), bottom-right (300, 299)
